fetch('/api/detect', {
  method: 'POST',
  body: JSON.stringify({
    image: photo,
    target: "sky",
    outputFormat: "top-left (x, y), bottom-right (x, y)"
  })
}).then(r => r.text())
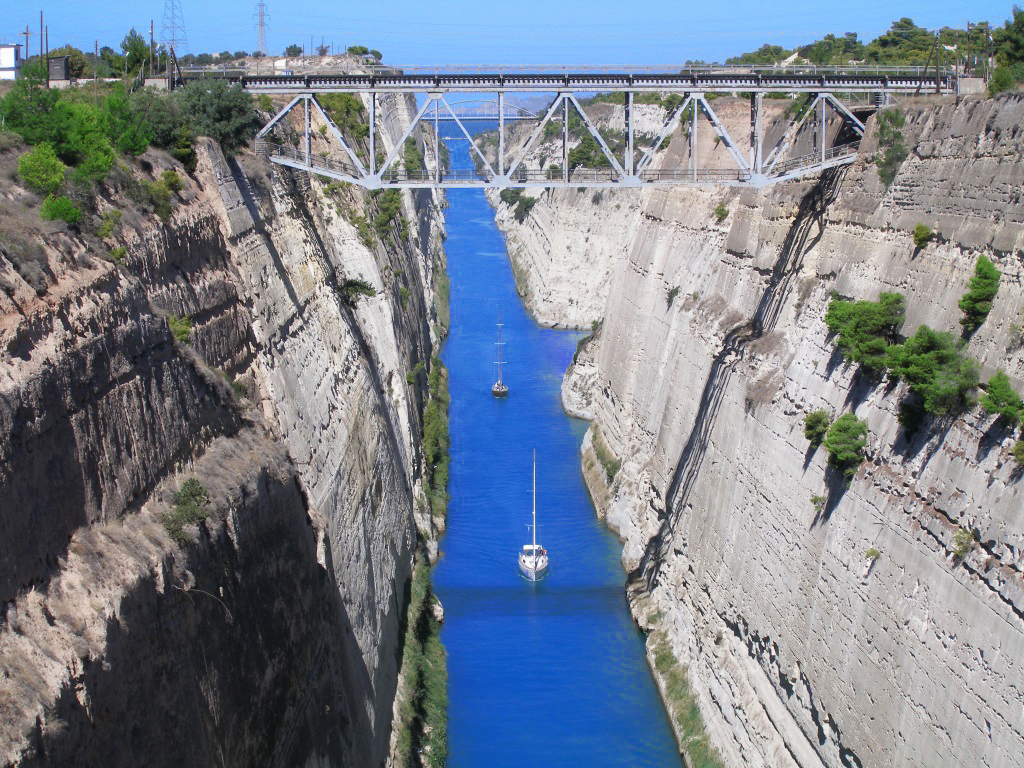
top-left (1, 0), bottom-right (1016, 67)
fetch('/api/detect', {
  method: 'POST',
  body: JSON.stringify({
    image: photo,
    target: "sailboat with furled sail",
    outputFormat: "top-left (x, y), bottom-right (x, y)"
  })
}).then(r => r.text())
top-left (492, 310), bottom-right (508, 397)
top-left (518, 451), bottom-right (549, 581)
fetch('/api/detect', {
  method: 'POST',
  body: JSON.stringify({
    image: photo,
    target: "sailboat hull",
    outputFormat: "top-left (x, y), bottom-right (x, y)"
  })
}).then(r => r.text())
top-left (492, 383), bottom-right (509, 397)
top-left (518, 555), bottom-right (549, 581)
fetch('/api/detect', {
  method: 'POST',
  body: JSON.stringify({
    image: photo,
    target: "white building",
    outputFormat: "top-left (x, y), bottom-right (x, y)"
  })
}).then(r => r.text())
top-left (0, 43), bottom-right (22, 80)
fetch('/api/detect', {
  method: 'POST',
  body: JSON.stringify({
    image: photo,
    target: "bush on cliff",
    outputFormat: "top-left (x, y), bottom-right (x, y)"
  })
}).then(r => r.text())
top-left (958, 254), bottom-right (1001, 333)
top-left (803, 410), bottom-right (831, 447)
top-left (874, 108), bottom-right (908, 188)
top-left (161, 478), bottom-right (210, 545)
top-left (1012, 439), bottom-right (1024, 466)
top-left (886, 326), bottom-right (979, 416)
top-left (17, 143), bottom-right (67, 195)
top-left (175, 80), bottom-right (262, 154)
top-left (40, 195), bottom-right (82, 225)
top-left (825, 291), bottom-right (905, 372)
top-left (824, 413), bottom-right (869, 481)
top-left (912, 223), bottom-right (933, 249)
top-left (982, 371), bottom-right (1023, 426)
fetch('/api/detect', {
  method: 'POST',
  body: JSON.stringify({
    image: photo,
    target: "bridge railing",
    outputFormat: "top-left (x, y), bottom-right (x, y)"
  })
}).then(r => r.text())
top-left (771, 141), bottom-right (862, 175)
top-left (266, 144), bottom-right (362, 177)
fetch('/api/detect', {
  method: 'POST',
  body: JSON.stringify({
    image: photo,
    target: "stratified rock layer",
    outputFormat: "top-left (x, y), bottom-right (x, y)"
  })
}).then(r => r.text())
top-left (1, 90), bottom-right (444, 767)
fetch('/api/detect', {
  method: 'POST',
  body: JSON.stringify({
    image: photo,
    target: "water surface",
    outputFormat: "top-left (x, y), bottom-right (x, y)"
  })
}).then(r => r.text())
top-left (434, 129), bottom-right (681, 767)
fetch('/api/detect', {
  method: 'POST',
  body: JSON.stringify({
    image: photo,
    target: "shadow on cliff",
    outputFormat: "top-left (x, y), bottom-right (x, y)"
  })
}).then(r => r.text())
top-left (15, 472), bottom-right (377, 768)
top-left (632, 168), bottom-right (846, 591)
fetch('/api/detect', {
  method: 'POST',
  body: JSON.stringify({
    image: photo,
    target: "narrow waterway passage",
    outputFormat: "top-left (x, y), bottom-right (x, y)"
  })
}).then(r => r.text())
top-left (433, 131), bottom-right (682, 767)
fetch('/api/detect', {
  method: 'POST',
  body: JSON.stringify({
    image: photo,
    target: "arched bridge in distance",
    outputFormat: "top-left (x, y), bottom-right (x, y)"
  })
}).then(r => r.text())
top-left (178, 65), bottom-right (958, 190)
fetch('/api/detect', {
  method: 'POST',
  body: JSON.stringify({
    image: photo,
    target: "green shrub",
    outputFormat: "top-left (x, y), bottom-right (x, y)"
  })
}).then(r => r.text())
top-left (258, 94), bottom-right (274, 112)
top-left (803, 409), bottom-right (831, 446)
top-left (1011, 439), bottom-right (1024, 466)
top-left (230, 378), bottom-right (248, 399)
top-left (373, 189), bottom-right (403, 236)
top-left (592, 427), bottom-right (621, 483)
top-left (513, 196), bottom-right (537, 223)
top-left (666, 286), bottom-right (680, 308)
top-left (886, 326), bottom-right (979, 416)
top-left (403, 137), bottom-right (424, 173)
top-left (875, 108), bottom-right (908, 188)
top-left (161, 169), bottom-right (184, 193)
top-left (951, 527), bottom-right (974, 559)
top-left (319, 93), bottom-right (369, 142)
top-left (982, 371), bottom-right (1023, 426)
top-left (989, 66), bottom-right (1016, 97)
top-left (958, 255), bottom-right (1001, 333)
top-left (146, 180), bottom-right (173, 221)
top-left (824, 413), bottom-right (869, 481)
top-left (169, 314), bottom-right (192, 343)
top-left (109, 246), bottom-right (127, 264)
top-left (96, 209), bottom-right (122, 238)
top-left (713, 202), bottom-right (729, 222)
top-left (912, 223), bottom-right (933, 248)
top-left (825, 292), bottom-right (905, 371)
top-left (499, 188), bottom-right (523, 206)
top-left (17, 143), bottom-right (67, 194)
top-left (865, 547), bottom-right (881, 561)
top-left (40, 195), bottom-right (82, 225)
top-left (399, 285), bottom-right (411, 310)
top-left (338, 277), bottom-right (376, 306)
top-left (810, 494), bottom-right (827, 513)
top-left (160, 478), bottom-right (210, 545)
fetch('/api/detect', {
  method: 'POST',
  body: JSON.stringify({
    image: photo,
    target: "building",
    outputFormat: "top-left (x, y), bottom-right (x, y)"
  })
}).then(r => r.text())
top-left (0, 43), bottom-right (22, 80)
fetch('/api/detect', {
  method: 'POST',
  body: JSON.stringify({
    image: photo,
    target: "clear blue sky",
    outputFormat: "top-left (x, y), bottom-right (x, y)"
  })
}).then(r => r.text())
top-left (1, 0), bottom-right (1016, 66)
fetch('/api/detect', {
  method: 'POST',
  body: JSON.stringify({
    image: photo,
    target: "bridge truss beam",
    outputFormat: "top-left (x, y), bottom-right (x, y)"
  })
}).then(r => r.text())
top-left (256, 85), bottom-right (875, 189)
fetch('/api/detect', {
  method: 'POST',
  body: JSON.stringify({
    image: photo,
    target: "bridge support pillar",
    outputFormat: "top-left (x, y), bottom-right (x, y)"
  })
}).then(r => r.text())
top-left (304, 95), bottom-right (311, 167)
top-left (625, 91), bottom-right (634, 176)
top-left (369, 91), bottom-right (376, 175)
top-left (750, 92), bottom-right (763, 176)
top-left (498, 91), bottom-right (505, 176)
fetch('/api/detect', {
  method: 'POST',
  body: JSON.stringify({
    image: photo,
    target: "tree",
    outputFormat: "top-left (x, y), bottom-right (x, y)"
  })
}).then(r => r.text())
top-left (997, 5), bottom-right (1024, 66)
top-left (369, 49), bottom-right (383, 61)
top-left (912, 223), bottom-right (933, 248)
top-left (40, 195), bottom-right (82, 225)
top-left (121, 28), bottom-right (150, 74)
top-left (958, 255), bottom-right (1001, 332)
top-left (17, 143), bottom-right (67, 194)
top-left (284, 44), bottom-right (303, 57)
top-left (825, 292), bottom-right (905, 371)
top-left (317, 44), bottom-right (330, 56)
top-left (347, 45), bottom-right (369, 55)
top-left (981, 371), bottom-right (1023, 426)
top-left (824, 413), bottom-right (869, 480)
top-left (989, 66), bottom-right (1017, 96)
top-left (886, 326), bottom-right (980, 416)
top-left (175, 80), bottom-right (262, 153)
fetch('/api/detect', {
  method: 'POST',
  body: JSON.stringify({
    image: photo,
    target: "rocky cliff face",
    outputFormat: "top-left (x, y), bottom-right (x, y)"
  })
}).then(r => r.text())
top-left (0, 91), bottom-right (443, 767)
top-left (500, 93), bottom-right (1024, 767)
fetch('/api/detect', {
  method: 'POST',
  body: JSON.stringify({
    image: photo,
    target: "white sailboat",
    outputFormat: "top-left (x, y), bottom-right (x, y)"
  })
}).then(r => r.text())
top-left (492, 310), bottom-right (508, 398)
top-left (518, 452), bottom-right (549, 581)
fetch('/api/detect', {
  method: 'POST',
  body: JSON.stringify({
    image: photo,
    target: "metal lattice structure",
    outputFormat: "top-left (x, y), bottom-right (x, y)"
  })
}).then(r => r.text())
top-left (191, 66), bottom-right (957, 189)
top-left (254, 2), bottom-right (268, 57)
top-left (161, 0), bottom-right (188, 57)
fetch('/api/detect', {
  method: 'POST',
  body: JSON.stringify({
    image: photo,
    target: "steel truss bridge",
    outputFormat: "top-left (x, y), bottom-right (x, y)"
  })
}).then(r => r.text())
top-left (196, 66), bottom-right (956, 190)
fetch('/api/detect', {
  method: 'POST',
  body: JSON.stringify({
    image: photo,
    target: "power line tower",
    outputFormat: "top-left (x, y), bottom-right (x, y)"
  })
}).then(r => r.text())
top-left (254, 2), bottom-right (269, 56)
top-left (161, 0), bottom-right (189, 56)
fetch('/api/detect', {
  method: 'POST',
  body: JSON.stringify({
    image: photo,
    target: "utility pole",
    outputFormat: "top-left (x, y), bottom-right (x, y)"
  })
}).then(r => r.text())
top-left (22, 26), bottom-right (32, 65)
top-left (150, 21), bottom-right (155, 80)
top-left (966, 22), bottom-right (971, 76)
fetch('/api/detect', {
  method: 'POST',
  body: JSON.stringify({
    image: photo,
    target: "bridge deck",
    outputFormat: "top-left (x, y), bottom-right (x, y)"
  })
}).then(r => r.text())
top-left (236, 71), bottom-right (954, 94)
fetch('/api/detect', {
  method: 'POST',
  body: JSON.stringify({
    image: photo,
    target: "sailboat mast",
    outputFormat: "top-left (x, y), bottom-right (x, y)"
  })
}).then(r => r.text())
top-left (532, 451), bottom-right (537, 551)
top-left (496, 311), bottom-right (503, 385)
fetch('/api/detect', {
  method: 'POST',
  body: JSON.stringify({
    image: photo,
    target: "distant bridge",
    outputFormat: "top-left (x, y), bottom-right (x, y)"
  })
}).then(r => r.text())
top-left (186, 65), bottom-right (957, 190)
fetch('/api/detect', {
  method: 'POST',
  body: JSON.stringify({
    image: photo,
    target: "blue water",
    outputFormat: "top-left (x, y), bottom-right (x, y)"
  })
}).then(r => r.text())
top-left (434, 130), bottom-right (682, 767)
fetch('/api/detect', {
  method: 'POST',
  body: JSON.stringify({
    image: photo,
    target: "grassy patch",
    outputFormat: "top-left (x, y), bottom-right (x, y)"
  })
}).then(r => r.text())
top-left (169, 314), bottom-right (192, 343)
top-left (650, 632), bottom-right (724, 768)
top-left (592, 426), bottom-right (621, 483)
top-left (393, 551), bottom-right (448, 768)
top-left (422, 356), bottom-right (451, 521)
